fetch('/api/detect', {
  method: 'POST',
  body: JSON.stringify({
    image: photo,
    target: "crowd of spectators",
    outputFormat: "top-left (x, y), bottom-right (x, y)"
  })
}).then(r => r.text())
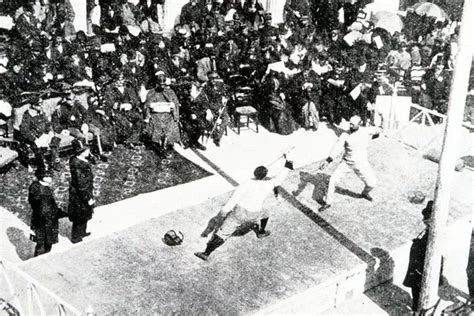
top-left (0, 0), bottom-right (466, 173)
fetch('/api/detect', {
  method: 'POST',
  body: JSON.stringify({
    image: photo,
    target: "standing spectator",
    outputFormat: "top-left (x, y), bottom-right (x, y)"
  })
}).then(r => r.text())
top-left (28, 168), bottom-right (62, 256)
top-left (68, 139), bottom-right (95, 244)
top-left (421, 62), bottom-right (451, 115)
top-left (403, 201), bottom-right (444, 313)
top-left (468, 229), bottom-right (474, 301)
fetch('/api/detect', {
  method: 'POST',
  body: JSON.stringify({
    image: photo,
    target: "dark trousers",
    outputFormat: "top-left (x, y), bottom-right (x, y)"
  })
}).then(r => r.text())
top-left (71, 220), bottom-right (88, 242)
top-left (34, 241), bottom-right (53, 257)
top-left (411, 283), bottom-right (421, 312)
top-left (468, 232), bottom-right (474, 299)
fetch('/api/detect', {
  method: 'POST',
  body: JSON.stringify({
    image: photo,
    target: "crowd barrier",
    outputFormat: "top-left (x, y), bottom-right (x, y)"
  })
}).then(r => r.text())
top-left (375, 86), bottom-right (473, 158)
top-left (0, 259), bottom-right (81, 316)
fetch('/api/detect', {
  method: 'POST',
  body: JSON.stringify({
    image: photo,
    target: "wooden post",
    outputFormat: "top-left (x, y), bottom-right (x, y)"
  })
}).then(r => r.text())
top-left (418, 0), bottom-right (474, 312)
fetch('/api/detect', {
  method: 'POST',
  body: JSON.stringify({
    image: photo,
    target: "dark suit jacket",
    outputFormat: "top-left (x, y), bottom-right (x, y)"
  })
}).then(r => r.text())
top-left (29, 181), bottom-right (60, 244)
top-left (68, 156), bottom-right (94, 223)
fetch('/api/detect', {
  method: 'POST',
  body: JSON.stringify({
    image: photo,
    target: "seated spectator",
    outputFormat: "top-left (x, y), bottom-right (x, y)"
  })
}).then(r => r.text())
top-left (180, 0), bottom-right (204, 27)
top-left (138, 0), bottom-right (165, 24)
top-left (17, 97), bottom-right (61, 171)
top-left (197, 44), bottom-right (218, 82)
top-left (144, 73), bottom-right (182, 159)
top-left (82, 95), bottom-right (115, 159)
top-left (180, 82), bottom-right (212, 150)
top-left (410, 42), bottom-right (421, 67)
top-left (88, 0), bottom-right (101, 35)
top-left (51, 85), bottom-right (87, 141)
top-left (202, 72), bottom-right (229, 146)
top-left (103, 73), bottom-right (141, 116)
top-left (262, 70), bottom-right (298, 135)
top-left (103, 73), bottom-right (143, 146)
top-left (398, 43), bottom-right (412, 72)
top-left (243, 0), bottom-right (264, 28)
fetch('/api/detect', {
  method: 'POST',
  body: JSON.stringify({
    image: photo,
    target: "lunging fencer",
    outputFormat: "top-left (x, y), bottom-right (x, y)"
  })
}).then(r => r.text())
top-left (195, 153), bottom-right (294, 261)
top-left (319, 115), bottom-right (380, 212)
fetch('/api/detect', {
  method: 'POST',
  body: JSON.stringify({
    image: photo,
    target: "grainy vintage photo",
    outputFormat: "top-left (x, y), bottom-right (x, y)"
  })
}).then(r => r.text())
top-left (0, 0), bottom-right (472, 314)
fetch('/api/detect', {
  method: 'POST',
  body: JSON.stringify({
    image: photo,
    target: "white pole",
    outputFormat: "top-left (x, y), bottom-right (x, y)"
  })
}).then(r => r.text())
top-left (418, 0), bottom-right (474, 312)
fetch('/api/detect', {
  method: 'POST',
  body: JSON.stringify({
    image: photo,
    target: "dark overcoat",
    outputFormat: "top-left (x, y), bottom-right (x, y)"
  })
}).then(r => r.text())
top-left (403, 232), bottom-right (427, 288)
top-left (68, 156), bottom-right (94, 223)
top-left (29, 181), bottom-right (60, 245)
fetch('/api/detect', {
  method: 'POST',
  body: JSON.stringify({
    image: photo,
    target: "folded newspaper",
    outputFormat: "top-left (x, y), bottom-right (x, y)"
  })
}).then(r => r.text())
top-left (150, 102), bottom-right (175, 113)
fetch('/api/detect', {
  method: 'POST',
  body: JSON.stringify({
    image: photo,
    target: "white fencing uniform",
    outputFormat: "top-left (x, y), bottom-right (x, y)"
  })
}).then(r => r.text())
top-left (325, 126), bottom-right (379, 204)
top-left (217, 164), bottom-right (289, 239)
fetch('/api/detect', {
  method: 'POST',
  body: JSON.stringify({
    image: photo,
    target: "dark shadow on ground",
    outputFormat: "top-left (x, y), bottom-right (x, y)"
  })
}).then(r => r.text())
top-left (200, 211), bottom-right (257, 238)
top-left (280, 188), bottom-right (375, 264)
top-left (291, 171), bottom-right (361, 204)
top-left (282, 188), bottom-right (418, 313)
top-left (335, 187), bottom-right (362, 199)
top-left (365, 247), bottom-right (413, 314)
top-left (6, 227), bottom-right (34, 261)
top-left (200, 213), bottom-right (226, 237)
top-left (291, 171), bottom-right (329, 202)
top-left (439, 277), bottom-right (472, 314)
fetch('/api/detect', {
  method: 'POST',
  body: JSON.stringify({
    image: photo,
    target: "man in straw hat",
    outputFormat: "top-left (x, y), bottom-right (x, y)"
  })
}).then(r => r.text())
top-left (68, 139), bottom-right (95, 243)
top-left (195, 150), bottom-right (294, 261)
top-left (319, 115), bottom-right (380, 211)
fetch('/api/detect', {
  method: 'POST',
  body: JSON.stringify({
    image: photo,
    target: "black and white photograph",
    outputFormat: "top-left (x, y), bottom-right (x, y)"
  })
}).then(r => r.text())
top-left (0, 0), bottom-right (472, 314)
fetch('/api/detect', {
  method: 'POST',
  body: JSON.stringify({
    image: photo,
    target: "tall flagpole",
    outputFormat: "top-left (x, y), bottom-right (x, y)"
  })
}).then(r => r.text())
top-left (418, 0), bottom-right (474, 312)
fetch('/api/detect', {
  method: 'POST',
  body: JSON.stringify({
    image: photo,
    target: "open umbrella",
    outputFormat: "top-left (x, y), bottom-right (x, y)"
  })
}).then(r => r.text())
top-left (412, 2), bottom-right (449, 21)
top-left (371, 11), bottom-right (404, 35)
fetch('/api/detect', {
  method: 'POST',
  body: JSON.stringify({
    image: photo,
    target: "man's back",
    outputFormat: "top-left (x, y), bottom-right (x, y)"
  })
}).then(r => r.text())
top-left (234, 179), bottom-right (275, 214)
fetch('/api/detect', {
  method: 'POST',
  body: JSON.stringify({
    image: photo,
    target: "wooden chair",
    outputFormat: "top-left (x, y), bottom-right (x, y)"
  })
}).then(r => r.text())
top-left (233, 106), bottom-right (259, 134)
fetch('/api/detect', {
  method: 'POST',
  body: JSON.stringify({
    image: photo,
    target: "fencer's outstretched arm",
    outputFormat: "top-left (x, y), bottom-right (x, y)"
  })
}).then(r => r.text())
top-left (219, 156), bottom-right (294, 217)
top-left (320, 133), bottom-right (348, 170)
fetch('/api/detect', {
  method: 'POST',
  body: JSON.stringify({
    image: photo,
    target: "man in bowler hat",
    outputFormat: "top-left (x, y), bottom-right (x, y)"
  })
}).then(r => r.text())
top-left (68, 139), bottom-right (95, 243)
top-left (403, 201), bottom-right (444, 313)
top-left (28, 168), bottom-right (62, 256)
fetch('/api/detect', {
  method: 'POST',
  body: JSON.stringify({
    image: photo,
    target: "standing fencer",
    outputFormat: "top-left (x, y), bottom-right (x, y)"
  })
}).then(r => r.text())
top-left (319, 115), bottom-right (380, 212)
top-left (195, 153), bottom-right (294, 261)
